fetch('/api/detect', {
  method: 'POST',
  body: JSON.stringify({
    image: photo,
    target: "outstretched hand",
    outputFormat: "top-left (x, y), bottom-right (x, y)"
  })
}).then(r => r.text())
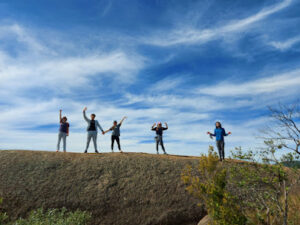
top-left (102, 131), bottom-right (105, 135)
top-left (83, 107), bottom-right (87, 112)
top-left (207, 132), bottom-right (211, 135)
top-left (228, 132), bottom-right (232, 135)
top-left (60, 109), bottom-right (62, 112)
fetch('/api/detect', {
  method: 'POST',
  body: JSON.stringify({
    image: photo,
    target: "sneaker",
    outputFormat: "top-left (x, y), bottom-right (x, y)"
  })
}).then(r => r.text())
top-left (119, 150), bottom-right (123, 153)
top-left (84, 150), bottom-right (87, 153)
top-left (95, 150), bottom-right (99, 153)
top-left (164, 152), bottom-right (167, 155)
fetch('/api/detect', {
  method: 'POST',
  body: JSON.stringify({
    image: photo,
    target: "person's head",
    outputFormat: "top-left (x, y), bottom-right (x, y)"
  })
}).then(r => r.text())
top-left (157, 122), bottom-right (162, 128)
top-left (113, 120), bottom-right (117, 126)
top-left (215, 121), bottom-right (222, 128)
top-left (62, 116), bottom-right (68, 123)
top-left (91, 114), bottom-right (96, 120)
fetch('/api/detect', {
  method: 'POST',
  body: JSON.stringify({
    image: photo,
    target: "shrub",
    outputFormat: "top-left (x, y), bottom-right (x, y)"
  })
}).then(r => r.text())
top-left (182, 147), bottom-right (248, 225)
top-left (12, 207), bottom-right (91, 225)
top-left (0, 198), bottom-right (9, 224)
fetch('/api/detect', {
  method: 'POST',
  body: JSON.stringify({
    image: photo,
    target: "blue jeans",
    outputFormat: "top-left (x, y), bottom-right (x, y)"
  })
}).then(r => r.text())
top-left (216, 140), bottom-right (225, 160)
top-left (155, 135), bottom-right (166, 153)
top-left (85, 131), bottom-right (98, 152)
top-left (57, 131), bottom-right (67, 152)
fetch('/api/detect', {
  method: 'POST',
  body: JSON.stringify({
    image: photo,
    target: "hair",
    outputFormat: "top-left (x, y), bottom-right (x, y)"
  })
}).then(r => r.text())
top-left (114, 120), bottom-right (117, 124)
top-left (62, 116), bottom-right (67, 122)
top-left (215, 121), bottom-right (222, 128)
top-left (91, 114), bottom-right (96, 118)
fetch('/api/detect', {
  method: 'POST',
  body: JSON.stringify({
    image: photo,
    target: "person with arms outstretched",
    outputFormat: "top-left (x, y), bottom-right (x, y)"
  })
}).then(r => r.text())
top-left (57, 109), bottom-right (69, 152)
top-left (83, 107), bottom-right (104, 153)
top-left (207, 121), bottom-right (231, 161)
top-left (104, 116), bottom-right (127, 153)
top-left (152, 122), bottom-right (168, 155)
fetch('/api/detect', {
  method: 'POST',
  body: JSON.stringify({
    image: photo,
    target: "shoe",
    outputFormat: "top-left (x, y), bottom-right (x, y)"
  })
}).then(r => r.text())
top-left (164, 152), bottom-right (167, 155)
top-left (95, 150), bottom-right (99, 153)
top-left (156, 152), bottom-right (159, 155)
top-left (56, 150), bottom-right (59, 152)
top-left (84, 150), bottom-right (87, 153)
top-left (119, 150), bottom-right (123, 153)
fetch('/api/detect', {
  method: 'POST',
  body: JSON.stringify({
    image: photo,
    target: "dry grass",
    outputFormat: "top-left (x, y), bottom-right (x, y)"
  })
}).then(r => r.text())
top-left (0, 151), bottom-right (205, 225)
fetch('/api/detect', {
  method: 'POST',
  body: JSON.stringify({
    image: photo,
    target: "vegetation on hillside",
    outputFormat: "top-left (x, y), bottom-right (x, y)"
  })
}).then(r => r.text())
top-left (183, 103), bottom-right (300, 225)
top-left (0, 203), bottom-right (91, 225)
top-left (182, 147), bottom-right (247, 225)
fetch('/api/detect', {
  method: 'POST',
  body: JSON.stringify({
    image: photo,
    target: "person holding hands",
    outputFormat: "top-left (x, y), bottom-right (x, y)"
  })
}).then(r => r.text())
top-left (103, 116), bottom-right (127, 153)
top-left (83, 107), bottom-right (104, 153)
top-left (57, 109), bottom-right (69, 152)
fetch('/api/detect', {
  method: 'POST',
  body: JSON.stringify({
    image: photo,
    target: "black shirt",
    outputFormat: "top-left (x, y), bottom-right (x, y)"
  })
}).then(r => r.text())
top-left (88, 120), bottom-right (96, 131)
top-left (152, 127), bottom-right (168, 136)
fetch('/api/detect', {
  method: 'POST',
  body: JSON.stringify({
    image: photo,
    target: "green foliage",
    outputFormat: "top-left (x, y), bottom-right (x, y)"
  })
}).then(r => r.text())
top-left (182, 147), bottom-right (248, 225)
top-left (0, 198), bottom-right (9, 225)
top-left (230, 141), bottom-right (300, 225)
top-left (12, 208), bottom-right (91, 225)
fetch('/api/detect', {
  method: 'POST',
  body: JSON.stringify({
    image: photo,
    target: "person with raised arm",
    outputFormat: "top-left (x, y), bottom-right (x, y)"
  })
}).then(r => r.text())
top-left (57, 109), bottom-right (69, 152)
top-left (83, 107), bottom-right (104, 153)
top-left (152, 122), bottom-right (168, 155)
top-left (207, 121), bottom-right (231, 161)
top-left (103, 116), bottom-right (127, 153)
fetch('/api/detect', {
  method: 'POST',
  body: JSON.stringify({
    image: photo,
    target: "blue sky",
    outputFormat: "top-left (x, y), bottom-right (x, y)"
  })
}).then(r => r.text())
top-left (0, 0), bottom-right (299, 155)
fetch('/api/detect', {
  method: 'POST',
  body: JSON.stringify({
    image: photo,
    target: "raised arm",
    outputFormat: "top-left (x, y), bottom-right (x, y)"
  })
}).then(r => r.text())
top-left (151, 123), bottom-right (156, 130)
top-left (59, 109), bottom-right (62, 122)
top-left (83, 107), bottom-right (89, 122)
top-left (119, 116), bottom-right (127, 125)
top-left (164, 122), bottom-right (168, 130)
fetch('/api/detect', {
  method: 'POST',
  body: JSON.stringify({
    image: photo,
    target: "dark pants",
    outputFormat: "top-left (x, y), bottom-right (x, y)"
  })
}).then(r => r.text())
top-left (156, 136), bottom-right (166, 153)
top-left (111, 135), bottom-right (121, 151)
top-left (216, 140), bottom-right (225, 160)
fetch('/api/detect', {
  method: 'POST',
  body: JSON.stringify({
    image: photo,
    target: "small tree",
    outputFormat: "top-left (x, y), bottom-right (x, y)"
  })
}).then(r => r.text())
top-left (262, 102), bottom-right (300, 158)
top-left (182, 146), bottom-right (248, 225)
top-left (230, 142), bottom-right (300, 225)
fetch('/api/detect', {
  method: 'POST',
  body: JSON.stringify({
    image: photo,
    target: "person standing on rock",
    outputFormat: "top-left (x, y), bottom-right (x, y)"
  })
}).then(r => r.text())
top-left (207, 121), bottom-right (231, 161)
top-left (103, 116), bottom-right (127, 153)
top-left (57, 109), bottom-right (69, 152)
top-left (83, 107), bottom-right (104, 153)
top-left (152, 122), bottom-right (168, 155)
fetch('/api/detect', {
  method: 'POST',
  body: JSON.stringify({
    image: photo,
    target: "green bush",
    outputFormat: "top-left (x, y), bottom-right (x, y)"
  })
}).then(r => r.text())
top-left (182, 147), bottom-right (248, 225)
top-left (0, 198), bottom-right (8, 225)
top-left (12, 208), bottom-right (91, 225)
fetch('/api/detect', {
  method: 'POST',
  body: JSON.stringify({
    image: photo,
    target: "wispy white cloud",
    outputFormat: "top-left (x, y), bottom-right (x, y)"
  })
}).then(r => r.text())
top-left (147, 76), bottom-right (187, 92)
top-left (197, 69), bottom-right (300, 97)
top-left (269, 35), bottom-right (300, 51)
top-left (0, 23), bottom-right (52, 55)
top-left (0, 22), bottom-right (145, 97)
top-left (146, 0), bottom-right (293, 46)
